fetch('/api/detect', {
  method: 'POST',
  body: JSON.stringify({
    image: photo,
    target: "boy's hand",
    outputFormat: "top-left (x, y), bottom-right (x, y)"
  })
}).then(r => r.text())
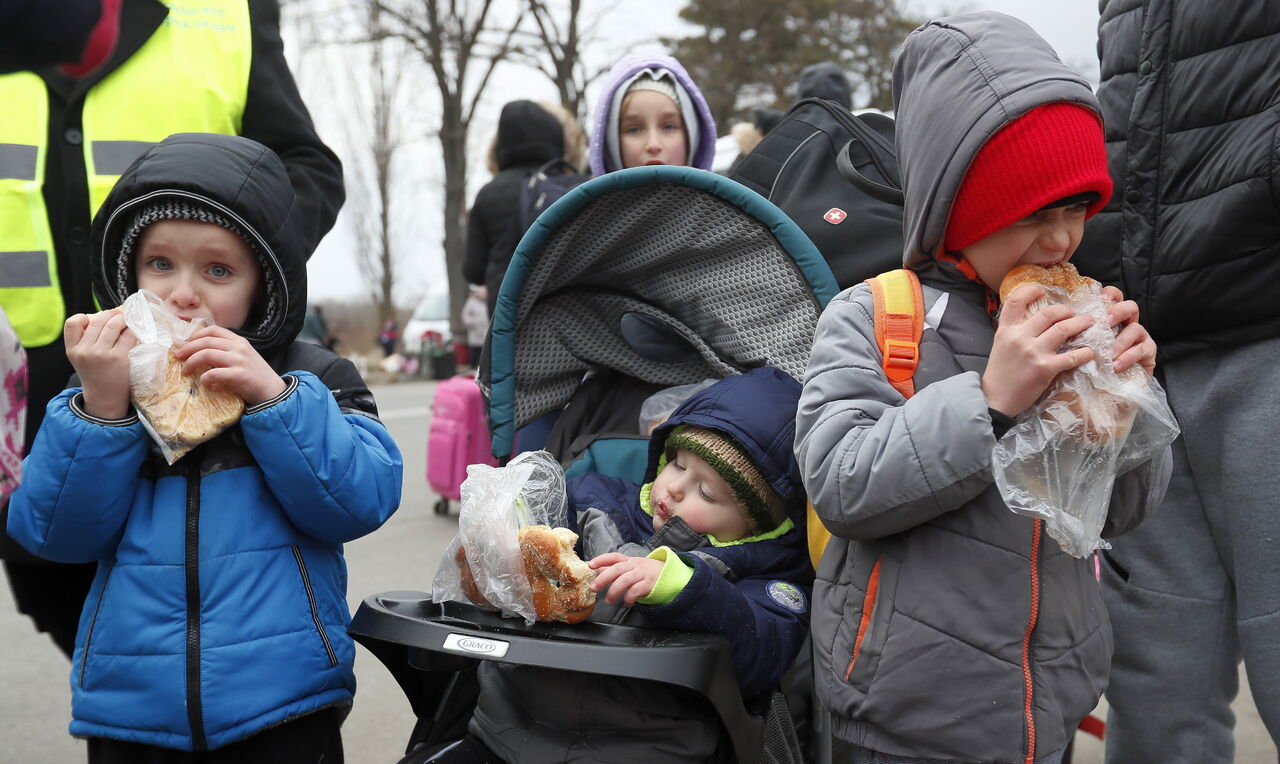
top-left (175, 325), bottom-right (286, 405)
top-left (65, 309), bottom-right (134, 420)
top-left (588, 552), bottom-right (663, 607)
top-left (983, 284), bottom-right (1096, 417)
top-left (1101, 285), bottom-right (1157, 376)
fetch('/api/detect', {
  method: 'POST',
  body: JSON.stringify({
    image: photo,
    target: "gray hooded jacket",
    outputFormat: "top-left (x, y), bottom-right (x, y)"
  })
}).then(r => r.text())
top-left (795, 13), bottom-right (1171, 763)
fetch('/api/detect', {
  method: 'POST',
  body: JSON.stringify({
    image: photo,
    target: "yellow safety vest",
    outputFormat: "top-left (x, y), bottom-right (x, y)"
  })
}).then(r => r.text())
top-left (0, 1), bottom-right (251, 347)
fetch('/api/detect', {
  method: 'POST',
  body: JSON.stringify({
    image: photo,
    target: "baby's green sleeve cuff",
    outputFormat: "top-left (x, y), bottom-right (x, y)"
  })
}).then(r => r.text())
top-left (637, 546), bottom-right (695, 605)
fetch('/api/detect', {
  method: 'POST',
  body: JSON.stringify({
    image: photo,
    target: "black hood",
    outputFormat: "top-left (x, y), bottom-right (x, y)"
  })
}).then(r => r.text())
top-left (797, 62), bottom-right (852, 109)
top-left (494, 100), bottom-right (564, 171)
top-left (90, 133), bottom-right (306, 359)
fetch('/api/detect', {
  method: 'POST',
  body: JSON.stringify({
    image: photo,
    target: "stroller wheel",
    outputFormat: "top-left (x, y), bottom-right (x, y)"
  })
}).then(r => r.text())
top-left (433, 498), bottom-right (450, 516)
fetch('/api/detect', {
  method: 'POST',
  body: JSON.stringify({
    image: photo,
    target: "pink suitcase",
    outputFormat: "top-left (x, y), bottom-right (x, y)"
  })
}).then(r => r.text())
top-left (426, 375), bottom-right (497, 515)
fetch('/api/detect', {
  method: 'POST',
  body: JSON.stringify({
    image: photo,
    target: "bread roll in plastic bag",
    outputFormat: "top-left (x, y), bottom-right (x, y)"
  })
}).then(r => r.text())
top-left (432, 450), bottom-right (570, 623)
top-left (0, 307), bottom-right (27, 503)
top-left (992, 268), bottom-right (1179, 558)
top-left (123, 290), bottom-right (245, 464)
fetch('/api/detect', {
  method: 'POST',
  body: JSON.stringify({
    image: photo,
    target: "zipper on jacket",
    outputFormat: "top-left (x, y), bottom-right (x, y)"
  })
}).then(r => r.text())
top-left (78, 563), bottom-right (114, 687)
top-left (292, 546), bottom-right (338, 667)
top-left (1020, 521), bottom-right (1043, 764)
top-left (184, 469), bottom-right (208, 752)
top-left (844, 555), bottom-right (883, 681)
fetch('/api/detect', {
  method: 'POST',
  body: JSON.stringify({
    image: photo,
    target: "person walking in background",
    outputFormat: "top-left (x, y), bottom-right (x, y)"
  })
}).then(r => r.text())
top-left (460, 285), bottom-right (488, 368)
top-left (463, 100), bottom-right (565, 317)
top-left (588, 54), bottom-right (717, 176)
top-left (1070, 2), bottom-right (1280, 760)
top-left (7, 132), bottom-right (399, 763)
top-left (378, 317), bottom-right (398, 358)
top-left (796, 61), bottom-right (852, 109)
top-left (0, 0), bottom-right (345, 662)
top-left (796, 13), bottom-right (1169, 763)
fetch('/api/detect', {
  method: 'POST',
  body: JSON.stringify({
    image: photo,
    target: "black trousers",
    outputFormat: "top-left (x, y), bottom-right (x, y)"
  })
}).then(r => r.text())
top-left (87, 707), bottom-right (345, 764)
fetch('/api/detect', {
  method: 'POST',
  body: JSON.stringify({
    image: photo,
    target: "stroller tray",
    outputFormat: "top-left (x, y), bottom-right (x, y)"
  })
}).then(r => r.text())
top-left (350, 591), bottom-right (765, 763)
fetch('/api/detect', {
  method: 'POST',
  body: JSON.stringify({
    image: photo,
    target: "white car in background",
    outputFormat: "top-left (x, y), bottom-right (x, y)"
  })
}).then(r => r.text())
top-left (401, 292), bottom-right (451, 355)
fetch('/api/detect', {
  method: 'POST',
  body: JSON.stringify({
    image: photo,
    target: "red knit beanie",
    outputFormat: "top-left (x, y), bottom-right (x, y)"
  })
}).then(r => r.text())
top-left (944, 103), bottom-right (1112, 253)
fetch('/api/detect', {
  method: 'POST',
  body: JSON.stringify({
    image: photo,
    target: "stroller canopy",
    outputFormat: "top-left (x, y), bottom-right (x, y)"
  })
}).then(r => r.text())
top-left (484, 166), bottom-right (839, 459)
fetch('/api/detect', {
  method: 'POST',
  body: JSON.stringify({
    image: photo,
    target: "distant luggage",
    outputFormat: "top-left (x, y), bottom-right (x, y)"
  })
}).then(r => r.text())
top-left (729, 97), bottom-right (904, 289)
top-left (426, 376), bottom-right (496, 515)
top-left (519, 158), bottom-right (590, 232)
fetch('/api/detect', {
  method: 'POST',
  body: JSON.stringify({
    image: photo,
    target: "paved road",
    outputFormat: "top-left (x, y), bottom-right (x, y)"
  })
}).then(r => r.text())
top-left (2, 379), bottom-right (1275, 762)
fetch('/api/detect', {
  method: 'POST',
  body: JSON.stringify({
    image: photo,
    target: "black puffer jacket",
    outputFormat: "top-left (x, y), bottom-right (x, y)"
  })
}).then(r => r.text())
top-left (463, 100), bottom-right (564, 315)
top-left (1073, 0), bottom-right (1280, 363)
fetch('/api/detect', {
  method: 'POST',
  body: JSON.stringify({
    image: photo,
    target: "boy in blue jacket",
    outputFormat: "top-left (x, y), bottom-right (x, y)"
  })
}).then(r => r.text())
top-left (7, 133), bottom-right (402, 762)
top-left (436, 367), bottom-right (812, 764)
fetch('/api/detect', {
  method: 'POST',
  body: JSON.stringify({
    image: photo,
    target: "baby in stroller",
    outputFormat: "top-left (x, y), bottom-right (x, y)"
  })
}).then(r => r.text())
top-left (431, 368), bottom-right (812, 763)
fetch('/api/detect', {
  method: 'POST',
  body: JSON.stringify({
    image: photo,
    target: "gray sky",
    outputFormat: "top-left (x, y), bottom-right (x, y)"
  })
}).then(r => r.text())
top-left (296, 1), bottom-right (1102, 304)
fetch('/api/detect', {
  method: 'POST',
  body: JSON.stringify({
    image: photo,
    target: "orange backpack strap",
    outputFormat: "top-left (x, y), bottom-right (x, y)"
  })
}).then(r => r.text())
top-left (867, 268), bottom-right (924, 399)
top-left (807, 269), bottom-right (925, 571)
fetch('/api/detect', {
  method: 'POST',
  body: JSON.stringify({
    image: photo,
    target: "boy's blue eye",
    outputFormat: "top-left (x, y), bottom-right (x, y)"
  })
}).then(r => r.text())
top-left (208, 264), bottom-right (231, 278)
top-left (148, 257), bottom-right (173, 271)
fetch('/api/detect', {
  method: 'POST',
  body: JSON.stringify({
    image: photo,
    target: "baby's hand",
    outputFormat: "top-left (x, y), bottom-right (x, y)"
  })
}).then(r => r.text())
top-left (65, 309), bottom-right (134, 419)
top-left (982, 284), bottom-right (1096, 417)
top-left (175, 325), bottom-right (286, 405)
top-left (588, 552), bottom-right (663, 607)
top-left (1101, 286), bottom-right (1157, 376)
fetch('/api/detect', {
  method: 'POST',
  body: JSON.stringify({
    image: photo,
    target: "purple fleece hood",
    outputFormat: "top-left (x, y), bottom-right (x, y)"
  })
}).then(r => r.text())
top-left (588, 54), bottom-right (717, 175)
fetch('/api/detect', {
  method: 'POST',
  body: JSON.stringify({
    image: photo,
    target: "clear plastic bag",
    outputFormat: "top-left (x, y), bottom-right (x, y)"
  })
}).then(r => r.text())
top-left (432, 451), bottom-right (569, 623)
top-left (123, 290), bottom-right (245, 464)
top-left (0, 307), bottom-right (27, 503)
top-left (638, 379), bottom-right (717, 435)
top-left (992, 280), bottom-right (1179, 558)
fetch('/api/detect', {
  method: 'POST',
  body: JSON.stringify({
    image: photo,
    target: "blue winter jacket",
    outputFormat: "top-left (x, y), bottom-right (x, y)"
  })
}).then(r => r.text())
top-left (6, 134), bottom-right (403, 751)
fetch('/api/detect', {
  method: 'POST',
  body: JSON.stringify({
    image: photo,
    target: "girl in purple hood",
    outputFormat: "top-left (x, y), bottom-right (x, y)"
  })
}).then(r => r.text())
top-left (588, 54), bottom-right (717, 176)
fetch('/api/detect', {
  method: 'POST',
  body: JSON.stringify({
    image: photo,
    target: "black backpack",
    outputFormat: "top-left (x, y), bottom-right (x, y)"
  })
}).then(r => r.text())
top-left (519, 158), bottom-right (591, 232)
top-left (729, 98), bottom-right (904, 290)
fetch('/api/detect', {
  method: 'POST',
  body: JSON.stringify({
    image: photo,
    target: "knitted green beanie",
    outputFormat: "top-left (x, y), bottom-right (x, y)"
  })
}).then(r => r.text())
top-left (663, 425), bottom-right (785, 536)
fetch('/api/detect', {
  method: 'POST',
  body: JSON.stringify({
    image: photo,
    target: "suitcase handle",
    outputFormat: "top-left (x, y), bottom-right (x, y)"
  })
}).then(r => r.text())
top-left (836, 139), bottom-right (904, 206)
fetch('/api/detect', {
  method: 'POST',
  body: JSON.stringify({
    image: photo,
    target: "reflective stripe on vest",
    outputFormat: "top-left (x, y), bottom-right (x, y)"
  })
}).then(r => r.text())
top-left (0, 1), bottom-right (251, 347)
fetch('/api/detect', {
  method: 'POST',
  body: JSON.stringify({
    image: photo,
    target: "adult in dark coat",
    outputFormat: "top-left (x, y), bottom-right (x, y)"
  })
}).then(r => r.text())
top-left (462, 100), bottom-right (564, 316)
top-left (0, 0), bottom-right (344, 661)
top-left (1071, 2), bottom-right (1280, 760)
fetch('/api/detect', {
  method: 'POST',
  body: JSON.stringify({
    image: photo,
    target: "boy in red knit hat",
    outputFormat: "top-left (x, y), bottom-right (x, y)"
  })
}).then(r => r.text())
top-left (795, 12), bottom-right (1170, 764)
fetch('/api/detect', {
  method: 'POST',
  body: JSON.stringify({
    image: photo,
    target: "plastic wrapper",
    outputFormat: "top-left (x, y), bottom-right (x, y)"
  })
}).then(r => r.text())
top-left (0, 307), bottom-right (27, 503)
top-left (992, 279), bottom-right (1179, 558)
top-left (123, 290), bottom-right (245, 464)
top-left (638, 378), bottom-right (716, 435)
top-left (432, 451), bottom-right (570, 624)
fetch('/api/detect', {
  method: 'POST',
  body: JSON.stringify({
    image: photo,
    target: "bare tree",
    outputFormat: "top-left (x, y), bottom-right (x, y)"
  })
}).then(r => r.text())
top-left (282, 0), bottom-right (432, 328)
top-left (342, 5), bottom-right (413, 323)
top-left (373, 0), bottom-right (524, 338)
top-left (515, 0), bottom-right (618, 123)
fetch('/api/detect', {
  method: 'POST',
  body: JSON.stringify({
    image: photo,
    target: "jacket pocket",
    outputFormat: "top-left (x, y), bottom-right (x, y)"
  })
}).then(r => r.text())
top-left (841, 552), bottom-right (897, 690)
top-left (79, 563), bottom-right (114, 688)
top-left (291, 546), bottom-right (338, 667)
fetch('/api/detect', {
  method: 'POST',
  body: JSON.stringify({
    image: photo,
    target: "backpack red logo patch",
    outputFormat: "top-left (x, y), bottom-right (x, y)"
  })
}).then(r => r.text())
top-left (824, 207), bottom-right (847, 225)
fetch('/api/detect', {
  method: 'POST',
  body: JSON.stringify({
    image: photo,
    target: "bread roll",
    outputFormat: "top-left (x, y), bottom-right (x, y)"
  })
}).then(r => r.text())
top-left (997, 263), bottom-right (1142, 443)
top-left (518, 525), bottom-right (596, 624)
top-left (132, 350), bottom-right (245, 455)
